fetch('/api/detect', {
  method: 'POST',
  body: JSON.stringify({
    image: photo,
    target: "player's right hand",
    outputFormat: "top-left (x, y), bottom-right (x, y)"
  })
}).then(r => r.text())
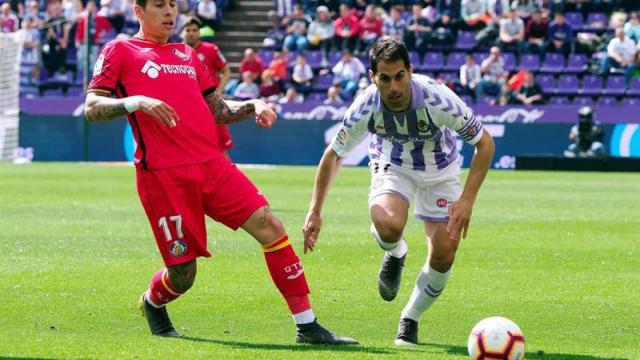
top-left (139, 96), bottom-right (180, 128)
top-left (302, 211), bottom-right (322, 254)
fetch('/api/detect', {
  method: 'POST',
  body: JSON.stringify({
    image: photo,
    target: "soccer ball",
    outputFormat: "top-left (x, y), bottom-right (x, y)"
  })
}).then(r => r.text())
top-left (467, 316), bottom-right (525, 360)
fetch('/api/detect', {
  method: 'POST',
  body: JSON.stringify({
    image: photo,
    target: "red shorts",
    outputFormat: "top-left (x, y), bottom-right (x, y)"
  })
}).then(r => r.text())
top-left (136, 157), bottom-right (268, 266)
top-left (216, 124), bottom-right (233, 151)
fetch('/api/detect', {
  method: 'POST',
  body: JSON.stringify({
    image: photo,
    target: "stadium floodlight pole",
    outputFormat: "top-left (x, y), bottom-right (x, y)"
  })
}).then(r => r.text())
top-left (82, 10), bottom-right (94, 162)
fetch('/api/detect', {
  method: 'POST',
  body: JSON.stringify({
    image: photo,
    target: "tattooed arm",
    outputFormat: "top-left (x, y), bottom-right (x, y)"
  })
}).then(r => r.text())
top-left (85, 92), bottom-right (180, 127)
top-left (203, 91), bottom-right (277, 127)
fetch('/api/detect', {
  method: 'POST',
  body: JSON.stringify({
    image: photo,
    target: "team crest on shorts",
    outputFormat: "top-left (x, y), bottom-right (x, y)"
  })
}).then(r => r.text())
top-left (436, 198), bottom-right (448, 208)
top-left (172, 48), bottom-right (190, 61)
top-left (169, 240), bottom-right (188, 257)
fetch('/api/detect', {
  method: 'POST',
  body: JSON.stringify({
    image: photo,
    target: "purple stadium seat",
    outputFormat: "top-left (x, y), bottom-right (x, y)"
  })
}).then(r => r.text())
top-left (502, 52), bottom-right (517, 72)
top-left (585, 12), bottom-right (607, 30)
top-left (304, 50), bottom-right (324, 69)
top-left (622, 97), bottom-right (640, 106)
top-left (460, 95), bottom-right (474, 104)
top-left (566, 54), bottom-right (588, 73)
top-left (409, 51), bottom-right (421, 66)
top-left (626, 77), bottom-right (640, 96)
top-left (307, 93), bottom-right (326, 102)
top-left (549, 96), bottom-right (570, 105)
top-left (597, 96), bottom-right (617, 106)
top-left (444, 52), bottom-right (467, 72)
top-left (565, 12), bottom-right (584, 29)
top-left (258, 50), bottom-right (275, 65)
top-left (539, 53), bottom-right (565, 74)
top-left (603, 75), bottom-right (627, 96)
top-left (580, 75), bottom-right (603, 96)
top-left (537, 74), bottom-right (555, 94)
top-left (312, 74), bottom-right (334, 92)
top-left (573, 96), bottom-right (594, 106)
top-left (519, 54), bottom-right (540, 72)
top-left (420, 52), bottom-right (445, 72)
top-left (455, 31), bottom-right (476, 51)
top-left (556, 74), bottom-right (579, 95)
top-left (328, 52), bottom-right (342, 67)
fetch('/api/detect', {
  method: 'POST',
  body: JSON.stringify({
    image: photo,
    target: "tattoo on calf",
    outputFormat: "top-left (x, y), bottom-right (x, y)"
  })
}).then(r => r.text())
top-left (259, 206), bottom-right (272, 224)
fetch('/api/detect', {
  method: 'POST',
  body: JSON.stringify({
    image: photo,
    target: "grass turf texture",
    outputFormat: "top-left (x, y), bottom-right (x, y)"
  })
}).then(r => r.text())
top-left (0, 163), bottom-right (638, 360)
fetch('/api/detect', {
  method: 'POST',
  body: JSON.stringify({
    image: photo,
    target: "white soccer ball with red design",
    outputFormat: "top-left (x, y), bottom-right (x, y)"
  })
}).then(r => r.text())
top-left (467, 316), bottom-right (525, 360)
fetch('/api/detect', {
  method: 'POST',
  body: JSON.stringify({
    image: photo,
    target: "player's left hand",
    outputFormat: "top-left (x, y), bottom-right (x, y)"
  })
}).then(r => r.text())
top-left (254, 100), bottom-right (277, 128)
top-left (447, 197), bottom-right (473, 243)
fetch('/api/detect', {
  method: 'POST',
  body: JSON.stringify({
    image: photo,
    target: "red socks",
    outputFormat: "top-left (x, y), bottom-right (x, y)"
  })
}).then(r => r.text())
top-left (262, 235), bottom-right (311, 314)
top-left (146, 268), bottom-right (182, 307)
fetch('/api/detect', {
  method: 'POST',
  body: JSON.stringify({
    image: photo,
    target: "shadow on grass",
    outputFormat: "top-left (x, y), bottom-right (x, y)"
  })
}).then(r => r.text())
top-left (0, 358), bottom-right (90, 360)
top-left (181, 336), bottom-right (395, 354)
top-left (426, 342), bottom-right (631, 360)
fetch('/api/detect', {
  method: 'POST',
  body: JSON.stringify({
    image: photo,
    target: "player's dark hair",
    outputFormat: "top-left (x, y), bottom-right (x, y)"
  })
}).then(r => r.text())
top-left (369, 38), bottom-right (410, 75)
top-left (181, 16), bottom-right (202, 31)
top-left (135, 0), bottom-right (146, 8)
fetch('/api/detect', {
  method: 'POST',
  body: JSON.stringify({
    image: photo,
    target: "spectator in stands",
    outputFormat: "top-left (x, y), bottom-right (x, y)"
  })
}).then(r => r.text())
top-left (383, 6), bottom-right (406, 42)
top-left (404, 4), bottom-right (432, 56)
top-left (460, 0), bottom-right (491, 30)
top-left (278, 87), bottom-right (304, 103)
top-left (333, 3), bottom-right (360, 52)
top-left (283, 4), bottom-right (310, 52)
top-left (62, 0), bottom-right (81, 25)
top-left (525, 9), bottom-right (548, 60)
top-left (1, 3), bottom-right (19, 33)
top-left (357, 4), bottom-right (383, 55)
top-left (498, 10), bottom-right (525, 59)
top-left (324, 85), bottom-right (344, 104)
top-left (100, 0), bottom-right (127, 34)
top-left (21, 16), bottom-right (41, 83)
top-left (263, 10), bottom-right (286, 49)
top-left (564, 106), bottom-right (606, 158)
top-left (510, 71), bottom-right (545, 105)
top-left (197, 0), bottom-right (218, 30)
top-left (431, 10), bottom-right (458, 47)
top-left (624, 12), bottom-right (640, 44)
top-left (25, 0), bottom-right (44, 27)
top-left (8, 0), bottom-right (25, 19)
top-left (306, 5), bottom-right (334, 66)
top-left (259, 69), bottom-right (282, 100)
top-left (76, 0), bottom-right (112, 77)
top-left (477, 46), bottom-right (508, 102)
top-left (267, 49), bottom-right (289, 82)
top-left (239, 48), bottom-right (265, 83)
top-left (547, 12), bottom-right (572, 57)
top-left (510, 0), bottom-right (538, 21)
top-left (600, 27), bottom-right (637, 85)
top-left (292, 53), bottom-right (314, 96)
top-left (234, 70), bottom-right (260, 100)
top-left (459, 53), bottom-right (481, 101)
top-left (421, 0), bottom-right (439, 23)
top-left (276, 0), bottom-right (295, 18)
top-left (332, 49), bottom-right (365, 97)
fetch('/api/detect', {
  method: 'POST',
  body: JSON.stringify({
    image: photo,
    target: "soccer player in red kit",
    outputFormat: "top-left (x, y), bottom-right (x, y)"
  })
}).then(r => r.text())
top-left (83, 0), bottom-right (357, 345)
top-left (181, 17), bottom-right (234, 155)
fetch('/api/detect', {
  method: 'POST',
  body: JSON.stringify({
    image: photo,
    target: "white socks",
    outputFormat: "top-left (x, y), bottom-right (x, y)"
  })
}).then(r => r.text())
top-left (400, 264), bottom-right (452, 322)
top-left (292, 309), bottom-right (316, 325)
top-left (370, 223), bottom-right (408, 259)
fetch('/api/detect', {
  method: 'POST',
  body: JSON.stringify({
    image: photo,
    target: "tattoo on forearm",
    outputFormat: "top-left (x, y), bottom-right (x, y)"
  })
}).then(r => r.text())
top-left (204, 92), bottom-right (255, 125)
top-left (85, 92), bottom-right (129, 121)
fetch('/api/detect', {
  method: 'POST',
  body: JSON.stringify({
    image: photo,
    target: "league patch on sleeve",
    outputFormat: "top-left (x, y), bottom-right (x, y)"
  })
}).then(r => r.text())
top-left (336, 127), bottom-right (349, 145)
top-left (93, 53), bottom-right (105, 76)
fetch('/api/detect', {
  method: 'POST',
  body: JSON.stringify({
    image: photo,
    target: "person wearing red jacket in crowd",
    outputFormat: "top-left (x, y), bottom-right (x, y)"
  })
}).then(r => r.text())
top-left (76, 0), bottom-right (112, 76)
top-left (358, 5), bottom-right (382, 54)
top-left (239, 48), bottom-right (265, 83)
top-left (333, 3), bottom-right (359, 52)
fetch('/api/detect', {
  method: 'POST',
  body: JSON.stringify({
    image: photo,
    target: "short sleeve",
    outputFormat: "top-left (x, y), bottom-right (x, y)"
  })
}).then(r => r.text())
top-left (192, 48), bottom-right (216, 94)
top-left (210, 44), bottom-right (227, 69)
top-left (331, 88), bottom-right (375, 157)
top-left (88, 42), bottom-right (121, 94)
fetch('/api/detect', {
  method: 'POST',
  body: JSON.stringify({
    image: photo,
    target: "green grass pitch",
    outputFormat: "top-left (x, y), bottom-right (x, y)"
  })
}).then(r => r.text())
top-left (0, 163), bottom-right (638, 359)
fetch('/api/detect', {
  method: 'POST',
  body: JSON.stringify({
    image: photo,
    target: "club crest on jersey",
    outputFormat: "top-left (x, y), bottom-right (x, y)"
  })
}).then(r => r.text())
top-left (436, 198), bottom-right (448, 208)
top-left (172, 48), bottom-right (189, 61)
top-left (198, 53), bottom-right (205, 62)
top-left (169, 240), bottom-right (188, 257)
top-left (417, 119), bottom-right (429, 133)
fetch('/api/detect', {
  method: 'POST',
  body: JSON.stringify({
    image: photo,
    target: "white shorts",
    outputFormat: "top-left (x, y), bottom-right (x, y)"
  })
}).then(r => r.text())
top-left (368, 161), bottom-right (462, 223)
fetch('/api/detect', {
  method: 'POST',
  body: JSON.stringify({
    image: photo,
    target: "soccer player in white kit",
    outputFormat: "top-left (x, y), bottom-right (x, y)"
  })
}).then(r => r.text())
top-left (302, 38), bottom-right (495, 345)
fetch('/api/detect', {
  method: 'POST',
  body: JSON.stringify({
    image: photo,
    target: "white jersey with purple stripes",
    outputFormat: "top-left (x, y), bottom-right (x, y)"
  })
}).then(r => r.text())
top-left (331, 74), bottom-right (484, 173)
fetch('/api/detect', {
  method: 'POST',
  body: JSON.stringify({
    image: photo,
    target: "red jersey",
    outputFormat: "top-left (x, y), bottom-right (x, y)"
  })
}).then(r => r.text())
top-left (192, 40), bottom-right (227, 88)
top-left (88, 38), bottom-right (223, 170)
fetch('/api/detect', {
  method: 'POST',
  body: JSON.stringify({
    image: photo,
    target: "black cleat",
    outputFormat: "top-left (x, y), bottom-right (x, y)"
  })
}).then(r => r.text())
top-left (378, 253), bottom-right (406, 301)
top-left (296, 320), bottom-right (359, 345)
top-left (139, 293), bottom-right (180, 337)
top-left (394, 318), bottom-right (418, 346)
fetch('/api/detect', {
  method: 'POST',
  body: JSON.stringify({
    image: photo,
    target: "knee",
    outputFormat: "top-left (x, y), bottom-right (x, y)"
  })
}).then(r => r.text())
top-left (429, 251), bottom-right (455, 272)
top-left (168, 261), bottom-right (197, 293)
top-left (372, 221), bottom-right (404, 243)
top-left (257, 206), bottom-right (285, 238)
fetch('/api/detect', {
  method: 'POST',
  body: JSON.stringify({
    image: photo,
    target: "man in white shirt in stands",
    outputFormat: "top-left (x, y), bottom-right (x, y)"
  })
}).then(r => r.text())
top-left (600, 27), bottom-right (637, 85)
